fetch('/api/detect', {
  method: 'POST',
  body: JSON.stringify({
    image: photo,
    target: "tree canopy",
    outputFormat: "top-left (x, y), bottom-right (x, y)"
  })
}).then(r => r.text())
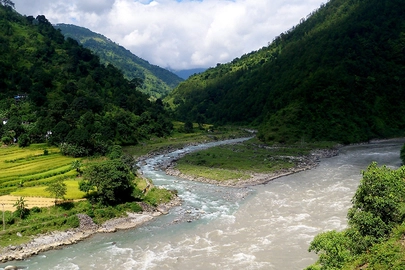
top-left (82, 159), bottom-right (136, 205)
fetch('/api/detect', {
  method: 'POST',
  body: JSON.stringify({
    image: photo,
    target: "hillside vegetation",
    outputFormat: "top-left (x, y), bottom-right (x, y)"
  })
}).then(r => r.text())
top-left (0, 4), bottom-right (173, 156)
top-left (306, 163), bottom-right (405, 269)
top-left (55, 24), bottom-right (183, 99)
top-left (167, 0), bottom-right (405, 144)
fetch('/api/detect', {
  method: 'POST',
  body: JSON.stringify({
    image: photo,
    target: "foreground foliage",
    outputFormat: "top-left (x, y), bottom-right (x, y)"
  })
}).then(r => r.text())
top-left (306, 163), bottom-right (405, 269)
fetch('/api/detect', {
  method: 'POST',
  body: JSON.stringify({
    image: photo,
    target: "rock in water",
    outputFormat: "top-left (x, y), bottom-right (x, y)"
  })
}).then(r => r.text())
top-left (5, 265), bottom-right (18, 270)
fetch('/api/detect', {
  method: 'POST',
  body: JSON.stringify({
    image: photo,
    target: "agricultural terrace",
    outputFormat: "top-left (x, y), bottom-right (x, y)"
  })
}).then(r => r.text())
top-left (0, 143), bottom-right (85, 211)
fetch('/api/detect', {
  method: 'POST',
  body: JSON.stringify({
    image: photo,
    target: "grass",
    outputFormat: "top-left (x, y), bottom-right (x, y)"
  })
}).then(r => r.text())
top-left (143, 187), bottom-right (175, 206)
top-left (176, 164), bottom-right (250, 181)
top-left (174, 137), bottom-right (337, 182)
top-left (11, 180), bottom-right (86, 200)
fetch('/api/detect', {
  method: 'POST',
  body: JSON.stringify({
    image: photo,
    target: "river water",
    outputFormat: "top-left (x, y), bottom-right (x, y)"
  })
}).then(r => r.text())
top-left (2, 138), bottom-right (404, 270)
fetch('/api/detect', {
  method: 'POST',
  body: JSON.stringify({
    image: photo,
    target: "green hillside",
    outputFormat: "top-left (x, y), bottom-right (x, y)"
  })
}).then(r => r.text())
top-left (0, 4), bottom-right (172, 155)
top-left (167, 0), bottom-right (405, 144)
top-left (55, 23), bottom-right (183, 99)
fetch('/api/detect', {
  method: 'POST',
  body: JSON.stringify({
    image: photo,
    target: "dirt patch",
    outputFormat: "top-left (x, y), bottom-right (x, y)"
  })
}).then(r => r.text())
top-left (0, 196), bottom-right (56, 212)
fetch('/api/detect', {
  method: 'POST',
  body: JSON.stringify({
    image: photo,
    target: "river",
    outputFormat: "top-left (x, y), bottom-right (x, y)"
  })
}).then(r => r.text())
top-left (1, 138), bottom-right (404, 270)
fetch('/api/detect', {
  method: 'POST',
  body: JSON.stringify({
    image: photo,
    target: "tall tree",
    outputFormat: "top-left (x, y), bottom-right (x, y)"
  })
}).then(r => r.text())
top-left (46, 180), bottom-right (67, 205)
top-left (82, 160), bottom-right (135, 205)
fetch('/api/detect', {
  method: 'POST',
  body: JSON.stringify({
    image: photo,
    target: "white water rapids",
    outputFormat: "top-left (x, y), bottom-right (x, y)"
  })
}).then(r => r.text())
top-left (1, 138), bottom-right (404, 270)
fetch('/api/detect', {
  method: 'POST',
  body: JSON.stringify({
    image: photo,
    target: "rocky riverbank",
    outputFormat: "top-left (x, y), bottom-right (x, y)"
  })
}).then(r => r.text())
top-left (165, 148), bottom-right (339, 187)
top-left (0, 196), bottom-right (181, 263)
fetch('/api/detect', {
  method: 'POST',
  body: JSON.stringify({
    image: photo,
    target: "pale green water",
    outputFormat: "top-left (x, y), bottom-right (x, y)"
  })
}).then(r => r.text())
top-left (2, 139), bottom-right (404, 270)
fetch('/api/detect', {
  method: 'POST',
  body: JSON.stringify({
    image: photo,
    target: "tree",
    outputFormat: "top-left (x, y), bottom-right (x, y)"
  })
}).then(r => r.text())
top-left (71, 159), bottom-right (83, 176)
top-left (18, 133), bottom-right (30, 147)
top-left (183, 121), bottom-right (193, 133)
top-left (307, 230), bottom-right (352, 270)
top-left (347, 162), bottom-right (405, 252)
top-left (82, 159), bottom-right (135, 205)
top-left (78, 180), bottom-right (94, 196)
top-left (13, 197), bottom-right (27, 219)
top-left (46, 180), bottom-right (67, 205)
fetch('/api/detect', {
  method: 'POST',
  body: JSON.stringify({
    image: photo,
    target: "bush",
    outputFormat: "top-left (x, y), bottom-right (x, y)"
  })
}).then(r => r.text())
top-left (108, 145), bottom-right (122, 160)
top-left (64, 215), bottom-right (80, 228)
top-left (1, 136), bottom-right (12, 145)
top-left (126, 202), bottom-right (142, 212)
top-left (94, 207), bottom-right (116, 220)
top-left (59, 142), bottom-right (89, 157)
top-left (30, 206), bottom-right (41, 213)
top-left (18, 133), bottom-right (30, 147)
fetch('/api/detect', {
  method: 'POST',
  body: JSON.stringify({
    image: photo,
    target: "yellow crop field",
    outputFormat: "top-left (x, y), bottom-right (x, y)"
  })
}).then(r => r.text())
top-left (0, 144), bottom-right (80, 195)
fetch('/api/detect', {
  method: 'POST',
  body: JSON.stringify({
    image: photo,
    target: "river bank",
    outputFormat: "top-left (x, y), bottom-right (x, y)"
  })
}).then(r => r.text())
top-left (164, 148), bottom-right (339, 187)
top-left (0, 196), bottom-right (181, 263)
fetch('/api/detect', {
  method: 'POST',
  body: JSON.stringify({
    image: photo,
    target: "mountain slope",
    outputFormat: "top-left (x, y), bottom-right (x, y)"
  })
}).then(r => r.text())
top-left (0, 4), bottom-right (172, 155)
top-left (55, 23), bottom-right (183, 99)
top-left (167, 0), bottom-right (405, 144)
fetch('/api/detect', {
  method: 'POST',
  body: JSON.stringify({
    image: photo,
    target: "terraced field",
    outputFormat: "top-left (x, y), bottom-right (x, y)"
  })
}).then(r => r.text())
top-left (0, 144), bottom-right (79, 196)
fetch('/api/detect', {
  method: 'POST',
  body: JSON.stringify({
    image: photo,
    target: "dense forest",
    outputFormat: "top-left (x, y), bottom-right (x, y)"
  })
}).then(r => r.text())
top-left (55, 24), bottom-right (183, 99)
top-left (0, 3), bottom-right (173, 156)
top-left (167, 0), bottom-right (405, 144)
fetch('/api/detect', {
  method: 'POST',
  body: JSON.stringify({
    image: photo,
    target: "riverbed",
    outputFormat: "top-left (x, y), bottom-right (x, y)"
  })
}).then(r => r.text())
top-left (1, 138), bottom-right (404, 270)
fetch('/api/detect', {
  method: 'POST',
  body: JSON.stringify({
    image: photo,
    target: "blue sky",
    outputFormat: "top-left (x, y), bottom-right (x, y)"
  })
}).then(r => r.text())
top-left (13, 0), bottom-right (325, 70)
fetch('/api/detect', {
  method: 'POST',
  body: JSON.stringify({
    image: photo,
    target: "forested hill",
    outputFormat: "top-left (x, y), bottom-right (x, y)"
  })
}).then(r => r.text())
top-left (55, 24), bottom-right (183, 99)
top-left (167, 0), bottom-right (405, 144)
top-left (0, 4), bottom-right (173, 156)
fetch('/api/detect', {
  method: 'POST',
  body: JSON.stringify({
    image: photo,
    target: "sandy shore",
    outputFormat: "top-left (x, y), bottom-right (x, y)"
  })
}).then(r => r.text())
top-left (0, 196), bottom-right (181, 263)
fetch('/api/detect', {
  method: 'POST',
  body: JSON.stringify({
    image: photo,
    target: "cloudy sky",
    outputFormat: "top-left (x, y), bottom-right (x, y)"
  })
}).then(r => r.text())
top-left (13, 0), bottom-right (324, 71)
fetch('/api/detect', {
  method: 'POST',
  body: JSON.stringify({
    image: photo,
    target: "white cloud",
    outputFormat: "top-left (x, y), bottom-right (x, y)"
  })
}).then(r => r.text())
top-left (13, 0), bottom-right (324, 70)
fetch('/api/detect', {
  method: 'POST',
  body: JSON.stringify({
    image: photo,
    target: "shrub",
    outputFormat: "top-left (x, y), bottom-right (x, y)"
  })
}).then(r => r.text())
top-left (126, 202), bottom-right (142, 213)
top-left (30, 206), bottom-right (41, 213)
top-left (18, 133), bottom-right (30, 147)
top-left (59, 143), bottom-right (89, 157)
top-left (64, 215), bottom-right (80, 228)
top-left (1, 136), bottom-right (12, 145)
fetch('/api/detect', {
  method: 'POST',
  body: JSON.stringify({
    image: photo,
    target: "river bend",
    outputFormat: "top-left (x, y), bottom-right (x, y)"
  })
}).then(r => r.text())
top-left (1, 138), bottom-right (404, 270)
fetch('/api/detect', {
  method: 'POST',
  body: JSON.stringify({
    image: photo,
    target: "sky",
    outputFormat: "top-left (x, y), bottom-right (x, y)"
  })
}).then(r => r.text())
top-left (12, 0), bottom-right (325, 71)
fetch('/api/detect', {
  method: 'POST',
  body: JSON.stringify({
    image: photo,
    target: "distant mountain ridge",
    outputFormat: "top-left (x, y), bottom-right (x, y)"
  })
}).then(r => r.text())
top-left (55, 23), bottom-right (183, 99)
top-left (171, 68), bottom-right (207, 80)
top-left (167, 0), bottom-right (405, 144)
